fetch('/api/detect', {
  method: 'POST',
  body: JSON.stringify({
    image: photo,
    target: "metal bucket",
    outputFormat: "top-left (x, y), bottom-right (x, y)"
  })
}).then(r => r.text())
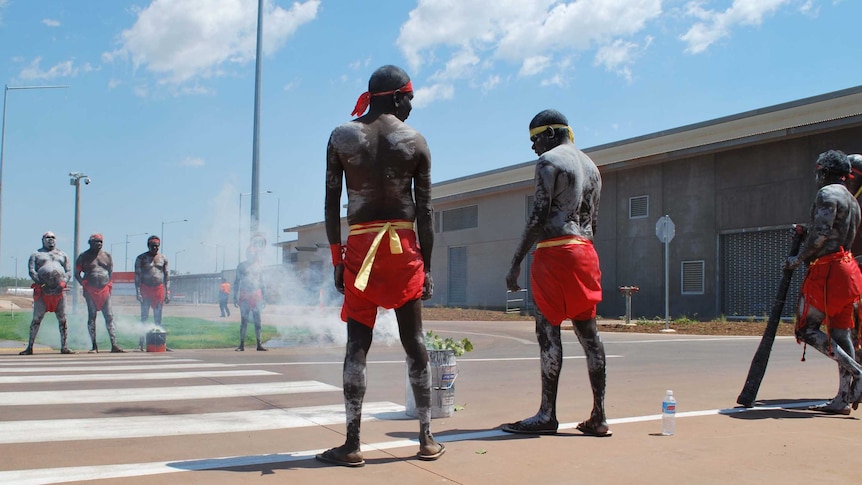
top-left (145, 330), bottom-right (166, 352)
top-left (405, 349), bottom-right (458, 419)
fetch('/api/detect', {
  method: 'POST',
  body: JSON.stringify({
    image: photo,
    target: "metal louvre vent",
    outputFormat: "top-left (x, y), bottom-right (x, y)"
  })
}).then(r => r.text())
top-left (681, 260), bottom-right (705, 294)
top-left (720, 228), bottom-right (803, 319)
top-left (448, 246), bottom-right (467, 305)
top-left (629, 195), bottom-right (649, 219)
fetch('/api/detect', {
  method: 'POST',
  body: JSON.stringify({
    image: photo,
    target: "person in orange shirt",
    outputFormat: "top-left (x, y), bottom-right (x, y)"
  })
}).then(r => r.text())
top-left (218, 277), bottom-right (231, 317)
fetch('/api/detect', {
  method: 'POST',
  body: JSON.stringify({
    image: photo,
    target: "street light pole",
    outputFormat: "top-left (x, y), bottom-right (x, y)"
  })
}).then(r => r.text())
top-left (9, 256), bottom-right (15, 317)
top-left (250, 0), bottom-right (264, 235)
top-left (161, 218), bottom-right (188, 258)
top-left (238, 190), bottom-right (271, 265)
top-left (175, 249), bottom-right (187, 275)
top-left (125, 232), bottom-right (148, 272)
top-left (276, 197), bottom-right (280, 264)
top-left (0, 84), bottom-right (69, 268)
top-left (69, 171), bottom-right (91, 312)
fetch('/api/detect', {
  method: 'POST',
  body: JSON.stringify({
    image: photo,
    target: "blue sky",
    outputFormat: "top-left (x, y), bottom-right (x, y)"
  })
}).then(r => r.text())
top-left (0, 0), bottom-right (860, 277)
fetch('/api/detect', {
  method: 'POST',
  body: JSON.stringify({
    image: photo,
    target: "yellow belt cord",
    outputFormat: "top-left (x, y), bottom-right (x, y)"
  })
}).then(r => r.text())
top-left (536, 237), bottom-right (589, 249)
top-left (349, 221), bottom-right (415, 291)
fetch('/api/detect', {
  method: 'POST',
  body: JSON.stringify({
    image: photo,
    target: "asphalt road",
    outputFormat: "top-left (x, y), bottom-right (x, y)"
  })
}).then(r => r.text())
top-left (0, 318), bottom-right (857, 484)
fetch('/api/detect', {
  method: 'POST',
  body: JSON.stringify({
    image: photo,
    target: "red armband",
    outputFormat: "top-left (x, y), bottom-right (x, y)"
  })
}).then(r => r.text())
top-left (330, 244), bottom-right (343, 266)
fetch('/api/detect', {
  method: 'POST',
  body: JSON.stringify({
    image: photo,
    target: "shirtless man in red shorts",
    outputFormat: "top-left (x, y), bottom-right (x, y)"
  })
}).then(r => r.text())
top-left (20, 231), bottom-right (73, 355)
top-left (75, 233), bottom-right (124, 353)
top-left (786, 150), bottom-right (862, 414)
top-left (317, 65), bottom-right (443, 467)
top-left (503, 109), bottom-right (610, 437)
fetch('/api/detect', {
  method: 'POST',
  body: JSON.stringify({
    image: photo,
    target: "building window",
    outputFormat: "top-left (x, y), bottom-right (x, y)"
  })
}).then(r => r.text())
top-left (441, 205), bottom-right (478, 232)
top-left (629, 195), bottom-right (649, 219)
top-left (681, 260), bottom-right (705, 295)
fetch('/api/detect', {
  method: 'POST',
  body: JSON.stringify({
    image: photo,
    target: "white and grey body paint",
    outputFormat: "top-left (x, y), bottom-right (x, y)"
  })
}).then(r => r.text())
top-left (21, 234), bottom-right (72, 354)
top-left (75, 240), bottom-right (119, 352)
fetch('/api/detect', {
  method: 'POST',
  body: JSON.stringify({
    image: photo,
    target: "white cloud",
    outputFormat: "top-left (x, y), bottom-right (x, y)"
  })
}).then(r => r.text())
top-left (18, 57), bottom-right (78, 80)
top-left (680, 0), bottom-right (791, 54)
top-left (412, 82), bottom-right (455, 109)
top-left (594, 36), bottom-right (652, 82)
top-left (397, 0), bottom-right (663, 99)
top-left (108, 78), bottom-right (121, 89)
top-left (42, 18), bottom-right (61, 27)
top-left (180, 156), bottom-right (205, 167)
top-left (106, 0), bottom-right (320, 86)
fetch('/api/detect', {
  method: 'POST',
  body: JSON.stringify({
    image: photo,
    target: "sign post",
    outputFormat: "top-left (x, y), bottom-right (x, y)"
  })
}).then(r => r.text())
top-left (655, 215), bottom-right (676, 333)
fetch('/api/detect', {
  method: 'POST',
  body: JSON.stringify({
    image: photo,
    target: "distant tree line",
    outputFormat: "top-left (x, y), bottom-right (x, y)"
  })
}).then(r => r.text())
top-left (0, 276), bottom-right (28, 288)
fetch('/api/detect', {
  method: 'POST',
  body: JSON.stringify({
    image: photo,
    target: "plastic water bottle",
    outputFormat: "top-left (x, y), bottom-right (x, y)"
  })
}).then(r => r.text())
top-left (662, 390), bottom-right (676, 436)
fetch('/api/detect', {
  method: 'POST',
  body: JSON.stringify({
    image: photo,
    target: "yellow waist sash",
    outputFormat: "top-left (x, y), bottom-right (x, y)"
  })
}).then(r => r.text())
top-left (536, 237), bottom-right (590, 249)
top-left (348, 221), bottom-right (415, 291)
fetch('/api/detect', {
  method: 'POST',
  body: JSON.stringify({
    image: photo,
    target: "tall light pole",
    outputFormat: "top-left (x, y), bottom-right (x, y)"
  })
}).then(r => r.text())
top-left (275, 196), bottom-right (280, 264)
top-left (0, 84), bottom-right (69, 269)
top-left (161, 219), bottom-right (188, 258)
top-left (175, 249), bottom-right (187, 275)
top-left (238, 190), bottom-right (271, 265)
top-left (201, 242), bottom-right (224, 273)
top-left (69, 171), bottom-right (91, 312)
top-left (9, 256), bottom-right (15, 317)
top-left (250, 0), bottom-right (264, 235)
top-left (125, 232), bottom-right (148, 272)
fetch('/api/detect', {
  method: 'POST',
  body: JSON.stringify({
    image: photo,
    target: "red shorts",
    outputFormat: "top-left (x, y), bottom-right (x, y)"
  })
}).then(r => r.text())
top-left (32, 282), bottom-right (66, 313)
top-left (341, 221), bottom-right (425, 328)
top-left (140, 284), bottom-right (165, 309)
top-left (800, 250), bottom-right (862, 330)
top-left (530, 236), bottom-right (602, 325)
top-left (239, 289), bottom-right (263, 311)
top-left (82, 280), bottom-right (112, 311)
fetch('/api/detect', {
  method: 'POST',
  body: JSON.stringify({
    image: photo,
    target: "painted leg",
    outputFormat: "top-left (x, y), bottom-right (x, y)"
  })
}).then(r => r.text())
top-left (254, 311), bottom-right (266, 351)
top-left (56, 298), bottom-right (73, 354)
top-left (316, 319), bottom-right (371, 467)
top-left (85, 295), bottom-right (98, 352)
top-left (236, 302), bottom-right (249, 351)
top-left (797, 309), bottom-right (862, 413)
top-left (20, 303), bottom-right (45, 355)
top-left (104, 299), bottom-right (123, 352)
top-left (396, 300), bottom-right (443, 460)
top-left (574, 318), bottom-right (611, 436)
top-left (502, 311), bottom-right (561, 434)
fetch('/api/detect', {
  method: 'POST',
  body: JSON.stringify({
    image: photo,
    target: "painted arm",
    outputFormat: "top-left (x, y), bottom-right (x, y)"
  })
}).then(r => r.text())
top-left (324, 134), bottom-right (346, 294)
top-left (163, 257), bottom-right (171, 303)
top-left (507, 160), bottom-right (554, 291)
top-left (28, 254), bottom-right (38, 283)
top-left (74, 254), bottom-right (84, 286)
top-left (787, 190), bottom-right (836, 269)
top-left (413, 135), bottom-right (434, 300)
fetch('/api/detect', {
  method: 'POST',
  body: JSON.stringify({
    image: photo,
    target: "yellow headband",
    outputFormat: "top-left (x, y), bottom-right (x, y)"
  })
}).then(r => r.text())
top-left (529, 124), bottom-right (574, 142)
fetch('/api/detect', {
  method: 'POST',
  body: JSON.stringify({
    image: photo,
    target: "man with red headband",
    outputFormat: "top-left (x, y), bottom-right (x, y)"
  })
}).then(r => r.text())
top-left (75, 233), bottom-right (123, 353)
top-left (786, 149), bottom-right (862, 414)
top-left (318, 64), bottom-right (443, 467)
top-left (233, 234), bottom-right (268, 351)
top-left (20, 231), bottom-right (73, 355)
top-left (503, 109), bottom-right (610, 437)
top-left (134, 236), bottom-right (170, 349)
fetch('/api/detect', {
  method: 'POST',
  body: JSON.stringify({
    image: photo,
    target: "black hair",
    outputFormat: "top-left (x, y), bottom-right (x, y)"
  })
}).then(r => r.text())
top-left (815, 149), bottom-right (851, 176)
top-left (368, 65), bottom-right (410, 94)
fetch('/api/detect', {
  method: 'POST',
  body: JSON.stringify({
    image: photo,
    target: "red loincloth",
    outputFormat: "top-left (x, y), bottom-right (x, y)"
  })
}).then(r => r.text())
top-left (82, 280), bottom-right (113, 311)
top-left (139, 284), bottom-right (165, 309)
top-left (239, 289), bottom-right (263, 311)
top-left (530, 236), bottom-right (602, 326)
top-left (799, 249), bottom-right (862, 330)
top-left (32, 282), bottom-right (66, 313)
top-left (341, 220), bottom-right (424, 328)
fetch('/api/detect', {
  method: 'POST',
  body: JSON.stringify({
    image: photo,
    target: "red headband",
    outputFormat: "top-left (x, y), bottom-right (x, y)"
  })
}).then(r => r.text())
top-left (351, 81), bottom-right (413, 117)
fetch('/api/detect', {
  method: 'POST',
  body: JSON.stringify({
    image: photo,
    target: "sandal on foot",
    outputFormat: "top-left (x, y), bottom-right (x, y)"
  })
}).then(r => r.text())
top-left (501, 420), bottom-right (558, 435)
top-left (417, 443), bottom-right (446, 461)
top-left (315, 447), bottom-right (365, 467)
top-left (576, 421), bottom-right (613, 437)
top-left (808, 403), bottom-right (851, 415)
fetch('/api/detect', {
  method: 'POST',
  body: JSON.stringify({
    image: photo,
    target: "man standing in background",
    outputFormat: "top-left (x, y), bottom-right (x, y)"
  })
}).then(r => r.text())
top-left (75, 233), bottom-right (124, 353)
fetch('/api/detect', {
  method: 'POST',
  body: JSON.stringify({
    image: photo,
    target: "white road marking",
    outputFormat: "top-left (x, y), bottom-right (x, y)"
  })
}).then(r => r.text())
top-left (0, 362), bottom-right (234, 373)
top-left (0, 369), bottom-right (278, 384)
top-left (0, 381), bottom-right (340, 406)
top-left (0, 401), bottom-right (405, 444)
top-left (0, 358), bottom-right (202, 365)
top-left (0, 400), bottom-right (827, 485)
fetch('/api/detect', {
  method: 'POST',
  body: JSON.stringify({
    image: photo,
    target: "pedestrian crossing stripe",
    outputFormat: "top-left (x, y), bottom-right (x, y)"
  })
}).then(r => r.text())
top-left (0, 401), bottom-right (405, 444)
top-left (0, 369), bottom-right (278, 384)
top-left (0, 381), bottom-right (340, 406)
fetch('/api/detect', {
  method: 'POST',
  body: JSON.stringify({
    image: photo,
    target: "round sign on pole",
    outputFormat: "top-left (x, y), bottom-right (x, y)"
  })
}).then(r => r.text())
top-left (656, 215), bottom-right (675, 243)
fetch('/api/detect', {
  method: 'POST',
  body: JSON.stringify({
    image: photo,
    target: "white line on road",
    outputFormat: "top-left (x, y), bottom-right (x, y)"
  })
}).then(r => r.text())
top-left (0, 362), bottom-right (234, 373)
top-left (0, 369), bottom-right (278, 384)
top-left (0, 358), bottom-right (202, 365)
top-left (0, 401), bottom-right (404, 444)
top-left (0, 400), bottom-right (826, 485)
top-left (0, 381), bottom-right (340, 406)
